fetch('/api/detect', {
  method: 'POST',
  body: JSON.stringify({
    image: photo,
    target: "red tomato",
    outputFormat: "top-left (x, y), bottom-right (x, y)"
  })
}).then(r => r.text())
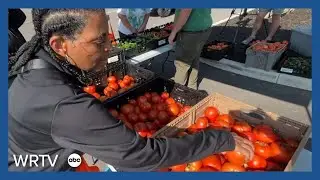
top-left (151, 92), bottom-right (158, 97)
top-left (219, 154), bottom-right (226, 164)
top-left (91, 93), bottom-right (101, 99)
top-left (118, 80), bottom-right (127, 89)
top-left (185, 161), bottom-right (203, 172)
top-left (148, 109), bottom-right (158, 120)
top-left (201, 155), bottom-right (222, 171)
top-left (134, 123), bottom-right (148, 137)
top-left (120, 104), bottom-right (135, 115)
top-left (195, 117), bottom-right (209, 129)
top-left (83, 85), bottom-right (96, 94)
top-left (183, 106), bottom-right (192, 112)
top-left (187, 124), bottom-right (200, 134)
top-left (221, 163), bottom-right (245, 172)
top-left (166, 98), bottom-right (176, 105)
top-left (209, 119), bottom-right (232, 130)
top-left (216, 114), bottom-right (235, 126)
top-left (161, 92), bottom-right (170, 99)
top-left (199, 167), bottom-right (218, 172)
top-left (127, 113), bottom-right (139, 123)
top-left (144, 93), bottom-right (152, 101)
top-left (138, 113), bottom-right (148, 122)
top-left (108, 109), bottom-right (119, 118)
top-left (266, 161), bottom-right (284, 171)
top-left (232, 121), bottom-right (252, 134)
top-left (137, 96), bottom-right (148, 104)
top-left (118, 113), bottom-right (128, 122)
top-left (156, 103), bottom-right (167, 111)
top-left (145, 122), bottom-right (157, 131)
top-left (238, 131), bottom-right (256, 142)
top-left (108, 82), bottom-right (119, 91)
top-left (151, 95), bottom-right (161, 104)
top-left (225, 151), bottom-right (246, 166)
top-left (204, 106), bottom-right (220, 122)
top-left (140, 102), bottom-right (152, 112)
top-left (132, 106), bottom-right (140, 114)
top-left (158, 111), bottom-right (169, 121)
top-left (128, 99), bottom-right (137, 105)
top-left (122, 78), bottom-right (131, 85)
top-left (170, 164), bottom-right (187, 172)
top-left (253, 125), bottom-right (278, 143)
top-left (168, 103), bottom-right (180, 116)
top-left (177, 131), bottom-right (188, 137)
top-left (270, 141), bottom-right (294, 164)
top-left (247, 155), bottom-right (267, 170)
top-left (176, 102), bottom-right (183, 109)
top-left (107, 76), bottom-right (117, 83)
top-left (254, 141), bottom-right (272, 159)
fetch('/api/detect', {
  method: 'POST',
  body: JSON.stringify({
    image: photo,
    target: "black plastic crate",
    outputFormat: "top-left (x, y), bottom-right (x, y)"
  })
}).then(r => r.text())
top-left (138, 28), bottom-right (170, 49)
top-left (114, 37), bottom-right (153, 59)
top-left (276, 49), bottom-right (312, 79)
top-left (103, 76), bottom-right (208, 108)
top-left (201, 41), bottom-right (234, 61)
top-left (90, 63), bottom-right (155, 103)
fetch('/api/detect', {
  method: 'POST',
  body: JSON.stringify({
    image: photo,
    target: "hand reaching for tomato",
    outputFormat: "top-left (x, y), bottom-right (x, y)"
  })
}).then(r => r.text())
top-left (231, 132), bottom-right (255, 163)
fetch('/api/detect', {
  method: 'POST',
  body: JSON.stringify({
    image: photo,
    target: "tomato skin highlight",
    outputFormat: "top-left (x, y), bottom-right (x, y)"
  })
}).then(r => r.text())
top-left (253, 125), bottom-right (278, 143)
top-left (221, 162), bottom-right (246, 172)
top-left (201, 155), bottom-right (222, 171)
top-left (195, 117), bottom-right (209, 129)
top-left (185, 161), bottom-right (203, 172)
top-left (170, 164), bottom-right (187, 172)
top-left (247, 155), bottom-right (267, 170)
top-left (254, 141), bottom-right (273, 159)
top-left (225, 151), bottom-right (246, 166)
top-left (204, 106), bottom-right (219, 122)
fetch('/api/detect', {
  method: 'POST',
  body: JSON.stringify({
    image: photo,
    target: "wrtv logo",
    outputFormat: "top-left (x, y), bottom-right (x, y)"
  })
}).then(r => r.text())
top-left (13, 154), bottom-right (59, 167)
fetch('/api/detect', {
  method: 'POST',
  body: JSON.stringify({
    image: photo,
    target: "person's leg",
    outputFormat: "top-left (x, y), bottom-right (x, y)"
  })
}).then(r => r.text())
top-left (187, 29), bottom-right (212, 89)
top-left (242, 9), bottom-right (269, 44)
top-left (265, 9), bottom-right (283, 41)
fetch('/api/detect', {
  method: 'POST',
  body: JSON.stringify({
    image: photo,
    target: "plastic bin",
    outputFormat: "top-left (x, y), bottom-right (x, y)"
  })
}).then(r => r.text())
top-left (245, 42), bottom-right (287, 71)
top-left (201, 41), bottom-right (234, 61)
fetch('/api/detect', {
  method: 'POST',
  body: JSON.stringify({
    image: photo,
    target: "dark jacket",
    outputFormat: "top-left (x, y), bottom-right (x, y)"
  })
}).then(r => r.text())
top-left (8, 48), bottom-right (235, 171)
top-left (8, 9), bottom-right (26, 56)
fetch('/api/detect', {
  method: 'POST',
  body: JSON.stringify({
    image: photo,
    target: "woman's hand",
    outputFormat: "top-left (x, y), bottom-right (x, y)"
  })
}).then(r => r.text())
top-left (231, 132), bottom-right (254, 162)
top-left (168, 31), bottom-right (177, 45)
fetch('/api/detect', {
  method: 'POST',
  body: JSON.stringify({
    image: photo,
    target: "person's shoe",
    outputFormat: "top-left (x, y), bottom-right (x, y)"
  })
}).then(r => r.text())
top-left (242, 36), bottom-right (255, 45)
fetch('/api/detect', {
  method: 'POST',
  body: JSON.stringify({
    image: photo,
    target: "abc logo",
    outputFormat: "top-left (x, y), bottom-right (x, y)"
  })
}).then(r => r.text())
top-left (67, 153), bottom-right (82, 168)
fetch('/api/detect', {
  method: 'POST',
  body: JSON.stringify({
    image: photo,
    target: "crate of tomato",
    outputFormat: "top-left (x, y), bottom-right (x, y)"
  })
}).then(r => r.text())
top-left (103, 76), bottom-right (208, 138)
top-left (138, 28), bottom-right (170, 49)
top-left (83, 62), bottom-right (155, 103)
top-left (152, 93), bottom-right (311, 172)
top-left (201, 41), bottom-right (233, 61)
top-left (245, 41), bottom-right (289, 71)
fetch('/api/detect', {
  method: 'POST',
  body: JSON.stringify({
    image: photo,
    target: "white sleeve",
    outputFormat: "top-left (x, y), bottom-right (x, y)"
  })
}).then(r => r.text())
top-left (117, 9), bottom-right (128, 15)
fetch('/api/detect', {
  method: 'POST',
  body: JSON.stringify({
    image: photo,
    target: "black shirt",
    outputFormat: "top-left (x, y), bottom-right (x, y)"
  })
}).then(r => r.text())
top-left (8, 48), bottom-right (235, 172)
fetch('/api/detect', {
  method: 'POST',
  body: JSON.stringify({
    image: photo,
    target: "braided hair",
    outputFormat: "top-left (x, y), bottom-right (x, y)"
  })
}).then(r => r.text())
top-left (8, 8), bottom-right (105, 85)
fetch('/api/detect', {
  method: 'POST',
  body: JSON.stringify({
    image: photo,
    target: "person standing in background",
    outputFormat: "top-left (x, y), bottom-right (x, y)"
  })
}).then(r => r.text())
top-left (117, 8), bottom-right (151, 39)
top-left (242, 8), bottom-right (285, 44)
top-left (168, 9), bottom-right (212, 90)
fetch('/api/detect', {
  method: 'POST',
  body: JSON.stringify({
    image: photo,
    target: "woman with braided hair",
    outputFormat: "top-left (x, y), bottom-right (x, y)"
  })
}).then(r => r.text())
top-left (8, 8), bottom-right (253, 172)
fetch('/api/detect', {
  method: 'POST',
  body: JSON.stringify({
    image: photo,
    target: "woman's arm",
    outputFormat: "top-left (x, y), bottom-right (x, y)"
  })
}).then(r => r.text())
top-left (138, 13), bottom-right (150, 33)
top-left (117, 9), bottom-right (137, 34)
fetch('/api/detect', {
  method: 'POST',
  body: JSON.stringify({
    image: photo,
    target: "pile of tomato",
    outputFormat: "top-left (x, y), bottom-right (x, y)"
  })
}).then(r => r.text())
top-left (251, 40), bottom-right (289, 52)
top-left (207, 42), bottom-right (229, 51)
top-left (108, 91), bottom-right (192, 138)
top-left (158, 106), bottom-right (299, 172)
top-left (83, 75), bottom-right (136, 102)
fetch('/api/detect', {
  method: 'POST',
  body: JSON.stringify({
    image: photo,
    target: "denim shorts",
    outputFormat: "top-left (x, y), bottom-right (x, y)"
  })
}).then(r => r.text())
top-left (259, 8), bottom-right (285, 15)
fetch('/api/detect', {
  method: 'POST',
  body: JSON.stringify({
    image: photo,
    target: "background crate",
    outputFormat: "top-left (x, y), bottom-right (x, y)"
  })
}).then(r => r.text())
top-left (138, 28), bottom-right (170, 49)
top-left (201, 41), bottom-right (234, 61)
top-left (90, 63), bottom-right (155, 103)
top-left (103, 76), bottom-right (208, 108)
top-left (153, 93), bottom-right (311, 171)
top-left (245, 42), bottom-right (287, 71)
top-left (114, 37), bottom-right (153, 59)
top-left (276, 49), bottom-right (312, 79)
